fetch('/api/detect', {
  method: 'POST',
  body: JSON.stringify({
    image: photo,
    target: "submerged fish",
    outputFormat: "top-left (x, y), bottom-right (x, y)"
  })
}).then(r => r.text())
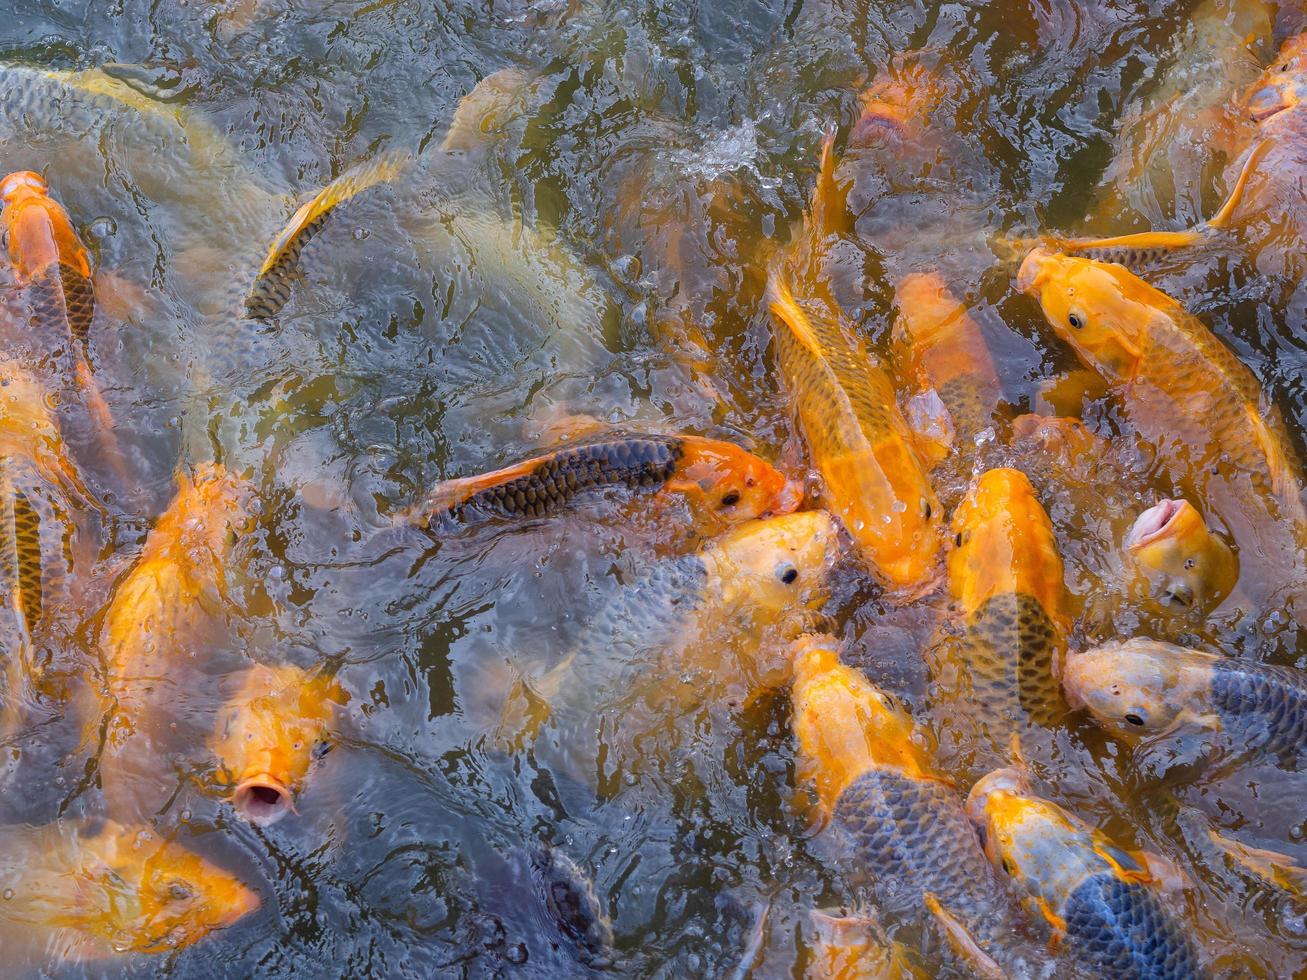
top-left (0, 818), bottom-right (258, 966)
top-left (1064, 639), bottom-right (1307, 765)
top-left (401, 429), bottom-right (799, 533)
top-left (767, 273), bottom-right (942, 595)
top-left (1124, 499), bottom-right (1238, 614)
top-left (210, 663), bottom-right (348, 826)
top-left (788, 633), bottom-right (1019, 976)
top-left (94, 463), bottom-right (252, 821)
top-left (892, 272), bottom-right (1001, 467)
top-left (966, 767), bottom-right (1203, 978)
top-left (927, 468), bottom-right (1069, 778)
top-left (805, 909), bottom-right (925, 980)
top-left (1017, 248), bottom-right (1307, 564)
top-left (500, 511), bottom-right (838, 780)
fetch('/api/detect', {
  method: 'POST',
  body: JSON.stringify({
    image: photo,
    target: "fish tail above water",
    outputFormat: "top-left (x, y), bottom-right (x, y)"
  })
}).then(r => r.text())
top-left (245, 149), bottom-right (409, 319)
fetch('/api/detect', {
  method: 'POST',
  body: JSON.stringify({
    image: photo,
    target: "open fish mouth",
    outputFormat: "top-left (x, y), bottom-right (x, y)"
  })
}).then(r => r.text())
top-left (1247, 86), bottom-right (1295, 123)
top-left (232, 776), bottom-right (295, 826)
top-left (1124, 499), bottom-right (1183, 549)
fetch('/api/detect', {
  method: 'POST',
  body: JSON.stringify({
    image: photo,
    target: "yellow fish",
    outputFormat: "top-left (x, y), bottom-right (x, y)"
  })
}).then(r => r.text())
top-left (1123, 498), bottom-right (1238, 614)
top-left (0, 818), bottom-right (258, 966)
top-left (767, 273), bottom-right (943, 595)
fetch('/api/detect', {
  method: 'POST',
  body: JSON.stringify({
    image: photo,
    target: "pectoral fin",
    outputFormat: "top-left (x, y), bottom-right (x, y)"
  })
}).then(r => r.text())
top-left (924, 893), bottom-right (1007, 979)
top-left (1210, 830), bottom-right (1307, 898)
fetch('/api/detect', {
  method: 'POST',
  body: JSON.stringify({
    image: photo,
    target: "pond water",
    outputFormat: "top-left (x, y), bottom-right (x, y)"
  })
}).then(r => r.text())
top-left (1, 0), bottom-right (1306, 975)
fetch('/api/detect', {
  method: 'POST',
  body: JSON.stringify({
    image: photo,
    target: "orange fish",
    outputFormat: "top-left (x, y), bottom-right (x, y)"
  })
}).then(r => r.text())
top-left (1018, 248), bottom-right (1306, 566)
top-left (928, 469), bottom-right (1069, 778)
top-left (892, 272), bottom-right (1001, 465)
top-left (1, 170), bottom-right (124, 481)
top-left (767, 273), bottom-right (943, 595)
top-left (210, 663), bottom-right (348, 825)
top-left (805, 909), bottom-right (926, 979)
top-left (0, 818), bottom-right (259, 966)
top-left (402, 429), bottom-right (799, 533)
top-left (1124, 498), bottom-right (1238, 614)
top-left (94, 463), bottom-right (253, 820)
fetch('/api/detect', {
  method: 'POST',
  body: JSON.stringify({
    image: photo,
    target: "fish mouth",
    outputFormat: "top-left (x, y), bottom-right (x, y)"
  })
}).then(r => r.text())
top-left (1124, 499), bottom-right (1183, 549)
top-left (1247, 87), bottom-right (1291, 123)
top-left (232, 776), bottom-right (295, 826)
top-left (1015, 248), bottom-right (1051, 294)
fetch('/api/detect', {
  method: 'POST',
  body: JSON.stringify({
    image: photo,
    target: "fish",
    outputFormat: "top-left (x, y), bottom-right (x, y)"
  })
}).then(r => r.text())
top-left (892, 272), bottom-right (1001, 466)
top-left (0, 818), bottom-right (259, 966)
top-left (210, 663), bottom-right (348, 826)
top-left (767, 273), bottom-right (943, 595)
top-left (0, 170), bottom-right (123, 476)
top-left (805, 909), bottom-right (926, 980)
top-left (788, 633), bottom-right (1019, 976)
top-left (926, 468), bottom-right (1070, 778)
top-left (530, 845), bottom-right (614, 968)
top-left (1124, 499), bottom-right (1238, 614)
top-left (93, 463), bottom-right (253, 821)
top-left (244, 149), bottom-right (408, 319)
top-left (1063, 639), bottom-right (1307, 764)
top-left (400, 429), bottom-right (799, 533)
top-left (1017, 248), bottom-right (1307, 559)
top-left (965, 767), bottom-right (1204, 978)
top-left (499, 511), bottom-right (838, 779)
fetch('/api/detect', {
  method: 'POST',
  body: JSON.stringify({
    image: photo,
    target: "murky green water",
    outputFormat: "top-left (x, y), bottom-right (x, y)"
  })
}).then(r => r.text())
top-left (2, 0), bottom-right (1307, 976)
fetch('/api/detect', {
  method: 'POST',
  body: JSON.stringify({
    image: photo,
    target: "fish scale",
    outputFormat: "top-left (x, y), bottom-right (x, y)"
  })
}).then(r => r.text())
top-left (26, 266), bottom-right (94, 349)
top-left (831, 768), bottom-right (1013, 945)
top-left (1061, 874), bottom-right (1201, 979)
top-left (935, 373), bottom-right (996, 445)
top-left (1209, 659), bottom-right (1307, 759)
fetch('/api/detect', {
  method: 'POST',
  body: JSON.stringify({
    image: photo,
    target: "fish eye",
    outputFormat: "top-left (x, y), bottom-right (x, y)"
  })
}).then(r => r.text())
top-left (922, 499), bottom-right (932, 519)
top-left (720, 490), bottom-right (741, 508)
top-left (1068, 313), bottom-right (1083, 330)
top-left (1282, 62), bottom-right (1291, 72)
top-left (167, 881), bottom-right (194, 902)
top-left (1124, 712), bottom-right (1146, 727)
top-left (954, 532), bottom-right (964, 548)
top-left (777, 564), bottom-right (799, 585)
top-left (1000, 858), bottom-right (1012, 876)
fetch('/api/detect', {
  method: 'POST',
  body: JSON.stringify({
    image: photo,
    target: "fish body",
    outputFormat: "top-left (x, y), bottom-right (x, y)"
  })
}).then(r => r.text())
top-left (0, 818), bottom-right (258, 966)
top-left (928, 468), bottom-right (1068, 776)
top-left (966, 768), bottom-right (1204, 979)
top-left (892, 272), bottom-right (1001, 462)
top-left (1124, 499), bottom-right (1238, 614)
top-left (404, 430), bottom-right (798, 533)
top-left (767, 274), bottom-right (942, 595)
top-left (1017, 249), bottom-right (1307, 557)
top-left (210, 663), bottom-right (347, 826)
top-left (95, 464), bottom-right (252, 820)
top-left (789, 634), bottom-right (1017, 973)
top-left (1064, 639), bottom-right (1307, 763)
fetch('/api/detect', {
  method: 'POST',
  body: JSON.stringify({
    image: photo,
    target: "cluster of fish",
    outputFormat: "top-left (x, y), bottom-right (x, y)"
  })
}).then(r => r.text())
top-left (1, 0), bottom-right (1306, 975)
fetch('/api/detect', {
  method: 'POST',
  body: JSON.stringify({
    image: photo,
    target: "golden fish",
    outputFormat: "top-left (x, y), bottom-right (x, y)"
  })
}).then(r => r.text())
top-left (0, 818), bottom-right (258, 966)
top-left (805, 909), bottom-right (925, 979)
top-left (499, 511), bottom-right (838, 777)
top-left (1124, 498), bottom-right (1238, 614)
top-left (966, 767), bottom-right (1202, 977)
top-left (928, 468), bottom-right (1069, 778)
top-left (1017, 248), bottom-right (1306, 563)
top-left (94, 463), bottom-right (252, 819)
top-left (892, 272), bottom-right (1001, 465)
top-left (789, 633), bottom-right (1017, 977)
top-left (767, 273), bottom-right (943, 595)
top-left (402, 429), bottom-right (799, 533)
top-left (210, 663), bottom-right (348, 826)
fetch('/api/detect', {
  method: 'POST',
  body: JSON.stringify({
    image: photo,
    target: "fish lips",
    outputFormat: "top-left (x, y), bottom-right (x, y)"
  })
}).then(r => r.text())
top-left (231, 775), bottom-right (297, 826)
top-left (1124, 498), bottom-right (1184, 551)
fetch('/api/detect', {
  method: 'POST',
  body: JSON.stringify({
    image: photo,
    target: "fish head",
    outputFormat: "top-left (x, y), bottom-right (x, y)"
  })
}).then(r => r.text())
top-left (1017, 248), bottom-right (1151, 382)
top-left (948, 468), bottom-right (1063, 618)
top-left (164, 462), bottom-right (256, 558)
top-left (851, 57), bottom-right (946, 148)
top-left (212, 664), bottom-right (348, 826)
top-left (1062, 640), bottom-right (1214, 741)
top-left (1246, 32), bottom-right (1307, 125)
top-left (1010, 414), bottom-right (1102, 463)
top-left (676, 436), bottom-right (802, 524)
top-left (704, 510), bottom-right (838, 612)
top-left (789, 632), bottom-right (935, 809)
top-left (99, 825), bottom-right (260, 953)
top-left (1124, 499), bottom-right (1237, 613)
top-left (0, 169), bottom-right (90, 281)
top-left (964, 774), bottom-right (1089, 920)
